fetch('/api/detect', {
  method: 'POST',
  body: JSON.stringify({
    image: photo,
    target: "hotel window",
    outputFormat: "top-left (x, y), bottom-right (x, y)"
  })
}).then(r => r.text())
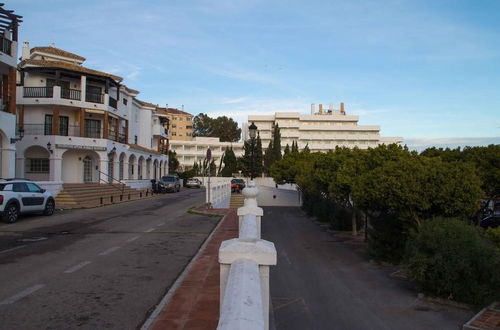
top-left (26, 158), bottom-right (49, 173)
top-left (44, 115), bottom-right (69, 136)
top-left (123, 98), bottom-right (128, 105)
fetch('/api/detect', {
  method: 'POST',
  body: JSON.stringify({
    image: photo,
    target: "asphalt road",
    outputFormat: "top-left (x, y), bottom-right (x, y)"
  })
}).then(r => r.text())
top-left (262, 206), bottom-right (474, 330)
top-left (0, 188), bottom-right (218, 330)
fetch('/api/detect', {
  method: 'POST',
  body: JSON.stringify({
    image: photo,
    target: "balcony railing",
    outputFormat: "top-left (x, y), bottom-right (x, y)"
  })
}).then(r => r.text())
top-left (61, 88), bottom-right (81, 101)
top-left (22, 124), bottom-right (81, 137)
top-left (85, 91), bottom-right (104, 104)
top-left (109, 96), bottom-right (117, 109)
top-left (0, 36), bottom-right (12, 56)
top-left (108, 130), bottom-right (127, 143)
top-left (24, 87), bottom-right (54, 98)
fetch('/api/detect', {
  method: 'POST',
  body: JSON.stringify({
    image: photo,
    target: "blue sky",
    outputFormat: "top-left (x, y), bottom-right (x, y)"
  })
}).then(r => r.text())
top-left (11, 0), bottom-right (500, 148)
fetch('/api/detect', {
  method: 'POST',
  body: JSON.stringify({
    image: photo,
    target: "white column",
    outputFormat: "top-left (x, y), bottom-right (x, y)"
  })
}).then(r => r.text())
top-left (3, 146), bottom-right (16, 178)
top-left (123, 160), bottom-right (129, 180)
top-left (99, 158), bottom-right (109, 183)
top-left (49, 156), bottom-right (62, 182)
top-left (80, 75), bottom-right (87, 101)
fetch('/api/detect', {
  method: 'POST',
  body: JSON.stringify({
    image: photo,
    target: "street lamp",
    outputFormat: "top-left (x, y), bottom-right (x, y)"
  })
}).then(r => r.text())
top-left (248, 122), bottom-right (258, 180)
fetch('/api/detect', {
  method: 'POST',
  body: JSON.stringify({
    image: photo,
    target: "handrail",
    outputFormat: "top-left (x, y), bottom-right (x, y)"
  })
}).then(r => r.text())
top-left (97, 169), bottom-right (125, 194)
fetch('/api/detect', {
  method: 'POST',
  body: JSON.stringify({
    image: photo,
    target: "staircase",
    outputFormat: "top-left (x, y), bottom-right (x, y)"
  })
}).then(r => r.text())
top-left (229, 193), bottom-right (245, 209)
top-left (55, 183), bottom-right (151, 209)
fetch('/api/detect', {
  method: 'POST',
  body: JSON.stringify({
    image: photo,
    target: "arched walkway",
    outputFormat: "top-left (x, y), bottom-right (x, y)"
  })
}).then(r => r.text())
top-left (23, 145), bottom-right (51, 181)
top-left (62, 149), bottom-right (100, 183)
top-left (138, 156), bottom-right (144, 180)
top-left (119, 152), bottom-right (126, 180)
top-left (128, 154), bottom-right (137, 180)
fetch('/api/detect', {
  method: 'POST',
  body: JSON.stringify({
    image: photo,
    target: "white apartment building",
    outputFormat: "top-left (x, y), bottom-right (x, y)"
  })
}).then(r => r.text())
top-left (248, 103), bottom-right (402, 152)
top-left (0, 6), bottom-right (21, 178)
top-left (15, 43), bottom-right (168, 184)
top-left (170, 137), bottom-right (243, 171)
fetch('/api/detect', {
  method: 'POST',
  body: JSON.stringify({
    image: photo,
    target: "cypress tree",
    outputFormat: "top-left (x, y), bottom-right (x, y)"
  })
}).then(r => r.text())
top-left (254, 135), bottom-right (263, 177)
top-left (272, 124), bottom-right (282, 162)
top-left (264, 140), bottom-right (274, 175)
top-left (284, 143), bottom-right (290, 156)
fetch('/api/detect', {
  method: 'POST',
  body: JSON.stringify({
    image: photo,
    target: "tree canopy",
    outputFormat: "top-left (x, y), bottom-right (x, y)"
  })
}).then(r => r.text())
top-left (192, 113), bottom-right (241, 142)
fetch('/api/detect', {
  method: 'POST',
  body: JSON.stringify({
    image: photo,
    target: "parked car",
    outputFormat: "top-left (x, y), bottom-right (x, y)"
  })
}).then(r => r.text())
top-left (231, 178), bottom-right (246, 193)
top-left (159, 175), bottom-right (181, 193)
top-left (185, 178), bottom-right (201, 189)
top-left (0, 179), bottom-right (55, 223)
top-left (480, 214), bottom-right (500, 229)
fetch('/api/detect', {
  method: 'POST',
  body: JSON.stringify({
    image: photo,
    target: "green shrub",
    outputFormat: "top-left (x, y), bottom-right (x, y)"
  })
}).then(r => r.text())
top-left (367, 212), bottom-right (409, 264)
top-left (405, 218), bottom-right (500, 306)
top-left (485, 227), bottom-right (500, 249)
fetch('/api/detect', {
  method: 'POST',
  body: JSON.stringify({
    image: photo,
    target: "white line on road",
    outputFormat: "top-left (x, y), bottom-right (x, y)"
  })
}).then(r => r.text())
top-left (156, 222), bottom-right (165, 227)
top-left (282, 250), bottom-right (292, 265)
top-left (0, 245), bottom-right (27, 254)
top-left (64, 261), bottom-right (92, 273)
top-left (127, 236), bottom-right (140, 242)
top-left (0, 284), bottom-right (45, 305)
top-left (98, 246), bottom-right (120, 256)
top-left (144, 228), bottom-right (155, 233)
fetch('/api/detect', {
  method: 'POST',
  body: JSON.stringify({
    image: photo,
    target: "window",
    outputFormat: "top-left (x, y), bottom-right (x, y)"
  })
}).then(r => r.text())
top-left (13, 183), bottom-right (29, 192)
top-left (85, 119), bottom-right (101, 138)
top-left (172, 124), bottom-right (177, 128)
top-left (27, 183), bottom-right (42, 193)
top-left (172, 132), bottom-right (177, 136)
top-left (26, 159), bottom-right (50, 173)
top-left (123, 98), bottom-right (128, 105)
top-left (47, 78), bottom-right (70, 89)
top-left (45, 115), bottom-right (69, 135)
top-left (134, 135), bottom-right (138, 144)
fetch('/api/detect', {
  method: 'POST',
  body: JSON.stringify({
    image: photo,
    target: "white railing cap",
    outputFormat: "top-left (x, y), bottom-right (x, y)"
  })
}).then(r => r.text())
top-left (219, 238), bottom-right (277, 265)
top-left (237, 205), bottom-right (263, 217)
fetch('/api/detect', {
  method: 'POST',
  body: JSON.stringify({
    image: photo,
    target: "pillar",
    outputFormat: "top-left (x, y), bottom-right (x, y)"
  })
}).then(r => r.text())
top-left (8, 67), bottom-right (16, 114)
top-left (52, 106), bottom-right (60, 135)
top-left (49, 156), bottom-right (63, 182)
top-left (80, 75), bottom-right (87, 101)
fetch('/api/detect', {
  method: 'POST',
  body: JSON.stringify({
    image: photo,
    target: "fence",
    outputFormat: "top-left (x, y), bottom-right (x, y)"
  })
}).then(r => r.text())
top-left (217, 180), bottom-right (277, 330)
top-left (195, 177), bottom-right (231, 209)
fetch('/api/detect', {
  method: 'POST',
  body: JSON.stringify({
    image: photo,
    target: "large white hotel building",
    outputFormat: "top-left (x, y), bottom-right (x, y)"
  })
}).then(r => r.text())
top-left (248, 103), bottom-right (402, 152)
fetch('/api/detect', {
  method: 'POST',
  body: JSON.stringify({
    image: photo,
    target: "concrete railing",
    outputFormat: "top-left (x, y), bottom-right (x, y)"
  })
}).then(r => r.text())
top-left (198, 177), bottom-right (231, 209)
top-left (218, 180), bottom-right (277, 330)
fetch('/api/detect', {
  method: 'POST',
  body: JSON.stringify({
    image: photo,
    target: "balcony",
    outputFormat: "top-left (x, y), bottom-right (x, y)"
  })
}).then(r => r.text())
top-left (0, 36), bottom-right (12, 56)
top-left (22, 124), bottom-right (103, 139)
top-left (108, 130), bottom-right (127, 143)
top-left (61, 88), bottom-right (81, 101)
top-left (24, 87), bottom-right (54, 98)
top-left (85, 91), bottom-right (104, 104)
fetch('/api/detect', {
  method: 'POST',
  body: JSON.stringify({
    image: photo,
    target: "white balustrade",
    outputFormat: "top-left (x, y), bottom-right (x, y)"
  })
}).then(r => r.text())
top-left (218, 180), bottom-right (277, 330)
top-left (200, 177), bottom-right (231, 209)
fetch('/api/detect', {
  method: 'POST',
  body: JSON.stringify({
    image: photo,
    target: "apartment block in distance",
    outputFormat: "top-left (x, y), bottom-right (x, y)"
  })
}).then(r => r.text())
top-left (0, 5), bottom-right (21, 178)
top-left (248, 102), bottom-right (402, 152)
top-left (159, 106), bottom-right (193, 141)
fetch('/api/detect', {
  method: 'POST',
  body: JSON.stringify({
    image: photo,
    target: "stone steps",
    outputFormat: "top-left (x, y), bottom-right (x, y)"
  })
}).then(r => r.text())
top-left (55, 183), bottom-right (153, 209)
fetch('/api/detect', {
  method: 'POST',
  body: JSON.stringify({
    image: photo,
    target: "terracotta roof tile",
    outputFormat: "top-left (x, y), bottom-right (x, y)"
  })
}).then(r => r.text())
top-left (30, 46), bottom-right (86, 62)
top-left (156, 107), bottom-right (192, 116)
top-left (19, 59), bottom-right (123, 82)
top-left (135, 99), bottom-right (157, 108)
top-left (124, 86), bottom-right (139, 95)
top-left (129, 144), bottom-right (162, 155)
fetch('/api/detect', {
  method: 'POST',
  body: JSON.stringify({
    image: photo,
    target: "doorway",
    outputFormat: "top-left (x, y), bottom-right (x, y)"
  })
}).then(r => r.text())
top-left (83, 156), bottom-right (93, 183)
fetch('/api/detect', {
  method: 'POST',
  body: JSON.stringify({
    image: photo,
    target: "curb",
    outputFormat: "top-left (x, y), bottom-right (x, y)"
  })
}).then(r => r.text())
top-left (140, 208), bottom-right (230, 330)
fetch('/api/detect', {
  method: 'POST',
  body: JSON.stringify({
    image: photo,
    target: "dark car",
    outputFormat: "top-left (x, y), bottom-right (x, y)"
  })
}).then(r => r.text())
top-left (480, 214), bottom-right (500, 229)
top-left (231, 178), bottom-right (246, 193)
top-left (159, 175), bottom-right (181, 193)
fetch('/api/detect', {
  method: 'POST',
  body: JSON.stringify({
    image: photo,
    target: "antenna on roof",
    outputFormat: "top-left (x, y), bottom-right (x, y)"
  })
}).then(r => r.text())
top-left (50, 42), bottom-right (56, 48)
top-left (182, 104), bottom-right (184, 110)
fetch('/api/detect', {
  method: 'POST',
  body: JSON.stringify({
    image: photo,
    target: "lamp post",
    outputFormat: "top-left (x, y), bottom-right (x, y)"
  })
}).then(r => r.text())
top-left (248, 122), bottom-right (258, 180)
top-left (206, 147), bottom-right (212, 207)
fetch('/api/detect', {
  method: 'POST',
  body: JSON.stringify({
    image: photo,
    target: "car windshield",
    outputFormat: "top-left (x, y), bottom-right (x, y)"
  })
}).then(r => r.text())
top-left (232, 179), bottom-right (244, 184)
top-left (162, 176), bottom-right (176, 182)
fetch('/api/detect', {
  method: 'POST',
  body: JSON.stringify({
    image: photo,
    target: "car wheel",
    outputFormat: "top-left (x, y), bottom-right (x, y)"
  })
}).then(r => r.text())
top-left (3, 203), bottom-right (19, 224)
top-left (43, 199), bottom-right (55, 216)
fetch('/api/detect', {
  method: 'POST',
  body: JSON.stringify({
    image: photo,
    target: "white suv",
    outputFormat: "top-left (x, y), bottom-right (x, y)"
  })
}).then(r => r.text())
top-left (0, 179), bottom-right (55, 223)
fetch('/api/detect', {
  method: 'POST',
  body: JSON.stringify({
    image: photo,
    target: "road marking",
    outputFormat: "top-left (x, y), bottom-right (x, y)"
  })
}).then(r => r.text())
top-left (156, 222), bottom-right (165, 227)
top-left (64, 261), bottom-right (92, 273)
top-left (0, 284), bottom-right (45, 305)
top-left (144, 228), bottom-right (155, 233)
top-left (0, 245), bottom-right (27, 254)
top-left (98, 246), bottom-right (120, 256)
top-left (127, 236), bottom-right (140, 242)
top-left (273, 297), bottom-right (304, 311)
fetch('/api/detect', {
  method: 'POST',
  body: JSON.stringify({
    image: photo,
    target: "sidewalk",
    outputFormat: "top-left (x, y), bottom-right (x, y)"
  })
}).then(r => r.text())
top-left (149, 206), bottom-right (238, 330)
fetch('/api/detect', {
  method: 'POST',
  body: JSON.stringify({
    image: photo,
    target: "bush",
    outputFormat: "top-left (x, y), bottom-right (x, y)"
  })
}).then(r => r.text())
top-left (405, 218), bottom-right (500, 306)
top-left (367, 212), bottom-right (409, 264)
top-left (485, 227), bottom-right (500, 249)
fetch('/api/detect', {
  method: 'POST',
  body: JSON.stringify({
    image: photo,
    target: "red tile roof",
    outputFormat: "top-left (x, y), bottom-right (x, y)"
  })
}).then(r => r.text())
top-left (30, 46), bottom-right (86, 62)
top-left (19, 59), bottom-right (123, 82)
top-left (156, 107), bottom-right (192, 116)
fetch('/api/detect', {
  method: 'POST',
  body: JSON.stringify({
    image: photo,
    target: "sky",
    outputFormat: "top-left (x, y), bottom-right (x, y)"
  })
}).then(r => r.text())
top-left (10, 0), bottom-right (500, 149)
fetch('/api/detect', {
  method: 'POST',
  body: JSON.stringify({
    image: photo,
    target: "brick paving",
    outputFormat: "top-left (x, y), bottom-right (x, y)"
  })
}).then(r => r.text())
top-left (464, 303), bottom-right (500, 330)
top-left (150, 207), bottom-right (238, 330)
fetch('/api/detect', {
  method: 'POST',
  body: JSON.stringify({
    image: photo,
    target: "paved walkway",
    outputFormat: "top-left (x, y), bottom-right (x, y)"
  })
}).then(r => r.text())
top-left (149, 207), bottom-right (238, 330)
